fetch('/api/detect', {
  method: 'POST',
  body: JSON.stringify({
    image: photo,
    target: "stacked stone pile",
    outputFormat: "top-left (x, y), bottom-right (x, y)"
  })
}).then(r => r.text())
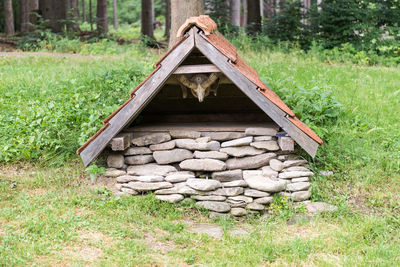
top-left (105, 127), bottom-right (313, 217)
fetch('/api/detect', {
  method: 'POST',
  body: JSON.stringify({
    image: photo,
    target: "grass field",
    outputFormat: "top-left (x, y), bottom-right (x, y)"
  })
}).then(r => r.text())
top-left (0, 45), bottom-right (399, 266)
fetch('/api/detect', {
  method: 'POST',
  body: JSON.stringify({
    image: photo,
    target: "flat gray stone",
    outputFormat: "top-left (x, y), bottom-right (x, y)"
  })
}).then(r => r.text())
top-left (244, 189), bottom-right (270, 198)
top-left (149, 140), bottom-right (176, 151)
top-left (254, 196), bottom-right (273, 204)
top-left (186, 178), bottom-right (222, 191)
top-left (194, 151), bottom-right (228, 160)
top-left (187, 223), bottom-right (224, 238)
top-left (132, 133), bottom-right (171, 146)
top-left (191, 195), bottom-right (226, 201)
top-left (180, 159), bottom-right (226, 171)
top-left (291, 177), bottom-right (310, 183)
top-left (126, 181), bottom-right (173, 191)
top-left (211, 187), bottom-right (244, 196)
top-left (283, 160), bottom-right (308, 168)
top-left (107, 154), bottom-right (124, 168)
top-left (279, 171), bottom-right (314, 179)
top-left (230, 208), bottom-right (248, 217)
top-left (221, 137), bottom-right (253, 148)
top-left (287, 182), bottom-right (311, 192)
top-left (124, 147), bottom-right (152, 156)
top-left (196, 136), bottom-right (211, 143)
top-left (209, 212), bottom-right (231, 219)
top-left (156, 194), bottom-right (184, 203)
top-left (220, 146), bottom-right (264, 157)
top-left (178, 186), bottom-right (204, 195)
top-left (291, 191), bottom-right (311, 202)
top-left (121, 188), bottom-right (138, 195)
top-left (243, 170), bottom-right (286, 192)
top-left (245, 127), bottom-right (278, 136)
top-left (125, 155), bottom-right (154, 165)
top-left (269, 159), bottom-right (284, 171)
top-left (305, 202), bottom-right (338, 213)
top-left (222, 180), bottom-right (248, 187)
top-left (133, 175), bottom-right (164, 182)
top-left (227, 198), bottom-right (247, 208)
top-left (153, 149), bottom-right (193, 164)
top-left (116, 175), bottom-right (136, 183)
top-left (202, 132), bottom-right (246, 141)
top-left (165, 172), bottom-right (194, 183)
top-left (283, 166), bottom-right (310, 172)
top-left (211, 169), bottom-right (243, 182)
top-left (170, 130), bottom-right (201, 139)
top-left (175, 139), bottom-right (220, 151)
top-left (278, 136), bottom-right (295, 151)
top-left (228, 196), bottom-right (253, 203)
top-left (254, 136), bottom-right (273, 141)
top-left (196, 201), bottom-right (231, 213)
top-left (105, 168), bottom-right (126, 177)
top-left (250, 141), bottom-right (279, 151)
top-left (226, 153), bottom-right (276, 170)
top-left (127, 164), bottom-right (177, 176)
top-left (261, 166), bottom-right (279, 178)
top-left (246, 202), bottom-right (265, 211)
top-left (154, 187), bottom-right (180, 194)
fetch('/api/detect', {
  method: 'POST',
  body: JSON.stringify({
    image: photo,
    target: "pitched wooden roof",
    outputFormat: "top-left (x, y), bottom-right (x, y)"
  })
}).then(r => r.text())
top-left (77, 16), bottom-right (322, 166)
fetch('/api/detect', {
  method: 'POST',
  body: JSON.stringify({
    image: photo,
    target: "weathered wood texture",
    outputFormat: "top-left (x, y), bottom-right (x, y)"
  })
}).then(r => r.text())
top-left (80, 29), bottom-right (195, 166)
top-left (194, 29), bottom-right (319, 157)
top-left (174, 64), bottom-right (220, 74)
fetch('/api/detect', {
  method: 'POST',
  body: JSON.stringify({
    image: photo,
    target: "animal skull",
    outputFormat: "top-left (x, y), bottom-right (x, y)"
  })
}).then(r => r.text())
top-left (178, 73), bottom-right (220, 102)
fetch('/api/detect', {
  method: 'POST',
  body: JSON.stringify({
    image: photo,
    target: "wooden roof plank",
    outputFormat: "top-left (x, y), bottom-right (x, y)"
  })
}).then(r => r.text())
top-left (173, 64), bottom-right (220, 74)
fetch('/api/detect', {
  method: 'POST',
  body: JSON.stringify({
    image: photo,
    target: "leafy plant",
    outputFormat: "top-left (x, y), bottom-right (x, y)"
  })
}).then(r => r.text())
top-left (86, 164), bottom-right (105, 182)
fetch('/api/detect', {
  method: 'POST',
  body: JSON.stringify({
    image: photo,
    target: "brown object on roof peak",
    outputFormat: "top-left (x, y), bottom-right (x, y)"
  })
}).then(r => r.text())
top-left (177, 15), bottom-right (218, 37)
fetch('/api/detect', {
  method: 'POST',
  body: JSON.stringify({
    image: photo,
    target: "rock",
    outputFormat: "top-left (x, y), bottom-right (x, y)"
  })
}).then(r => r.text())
top-left (202, 131), bottom-right (246, 141)
top-left (244, 189), bottom-right (270, 198)
top-left (305, 202), bottom-right (338, 213)
top-left (291, 191), bottom-right (311, 202)
top-left (250, 141), bottom-right (279, 151)
top-left (125, 155), bottom-right (154, 165)
top-left (254, 136), bottom-right (273, 141)
top-left (227, 199), bottom-right (247, 208)
top-left (165, 172), bottom-right (194, 183)
top-left (287, 182), bottom-right (311, 192)
top-left (175, 139), bottom-right (220, 151)
top-left (222, 180), bottom-right (248, 187)
top-left (220, 146), bottom-right (264, 157)
top-left (211, 187), bottom-right (244, 196)
top-left (127, 164), bottom-right (177, 176)
top-left (254, 196), bottom-right (273, 204)
top-left (245, 127), bottom-right (277, 136)
top-left (194, 151), bottom-right (228, 160)
top-left (209, 212), bottom-right (231, 219)
top-left (186, 178), bottom-right (222, 191)
top-left (124, 147), bottom-right (152, 156)
top-left (149, 140), bottom-right (176, 151)
top-left (115, 183), bottom-right (123, 190)
top-left (116, 175), bottom-right (136, 183)
top-left (226, 153), bottom-right (276, 170)
top-left (133, 175), bottom-right (164, 182)
top-left (180, 159), bottom-right (226, 171)
top-left (156, 194), bottom-right (184, 203)
top-left (187, 223), bottom-right (224, 238)
top-left (283, 160), bottom-right (308, 168)
top-left (178, 186), bottom-right (204, 195)
top-left (221, 137), bottom-right (253, 148)
top-left (211, 170), bottom-right (243, 182)
top-left (278, 136), bottom-right (295, 151)
top-left (291, 177), bottom-right (310, 183)
top-left (170, 130), bottom-right (201, 139)
top-left (153, 149), bottom-right (193, 164)
top-left (261, 166), bottom-right (279, 178)
top-left (192, 195), bottom-right (226, 201)
top-left (230, 208), bottom-right (248, 217)
top-left (154, 187), bottom-right (180, 194)
top-left (279, 171), bottom-right (314, 179)
top-left (278, 155), bottom-right (289, 161)
top-left (105, 168), bottom-right (126, 177)
top-left (269, 159), bottom-right (284, 171)
top-left (228, 196), bottom-right (253, 203)
top-left (121, 188), bottom-right (138, 195)
top-left (196, 136), bottom-right (211, 143)
top-left (132, 133), bottom-right (171, 146)
top-left (243, 170), bottom-right (286, 192)
top-left (196, 201), bottom-right (231, 213)
top-left (283, 166), bottom-right (310, 172)
top-left (107, 154), bottom-right (124, 168)
top-left (126, 181), bottom-right (173, 191)
top-left (246, 202), bottom-right (265, 211)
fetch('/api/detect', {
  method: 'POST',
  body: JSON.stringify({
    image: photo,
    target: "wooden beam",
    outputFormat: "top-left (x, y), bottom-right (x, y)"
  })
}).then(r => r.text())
top-left (79, 29), bottom-right (196, 166)
top-left (173, 64), bottom-right (221, 74)
top-left (194, 30), bottom-right (319, 157)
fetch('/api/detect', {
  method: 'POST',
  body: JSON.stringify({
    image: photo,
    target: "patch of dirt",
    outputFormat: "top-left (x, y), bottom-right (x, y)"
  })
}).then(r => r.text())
top-left (0, 41), bottom-right (16, 52)
top-left (62, 245), bottom-right (103, 263)
top-left (143, 232), bottom-right (176, 253)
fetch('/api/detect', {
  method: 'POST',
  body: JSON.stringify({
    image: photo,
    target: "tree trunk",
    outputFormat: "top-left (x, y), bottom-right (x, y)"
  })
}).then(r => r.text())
top-left (4, 0), bottom-right (15, 35)
top-left (112, 0), bottom-right (118, 29)
top-left (89, 0), bottom-right (93, 30)
top-left (265, 0), bottom-right (274, 18)
top-left (69, 0), bottom-right (79, 19)
top-left (141, 0), bottom-right (154, 39)
top-left (231, 0), bottom-right (241, 26)
top-left (97, 0), bottom-right (108, 34)
top-left (39, 0), bottom-right (68, 32)
top-left (164, 0), bottom-right (171, 38)
top-left (169, 0), bottom-right (204, 48)
top-left (240, 0), bottom-right (247, 28)
top-left (82, 0), bottom-right (86, 22)
top-left (247, 0), bottom-right (261, 34)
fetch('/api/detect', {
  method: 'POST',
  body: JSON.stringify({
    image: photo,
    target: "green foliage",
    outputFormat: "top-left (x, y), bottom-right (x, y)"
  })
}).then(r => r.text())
top-left (86, 164), bottom-right (105, 182)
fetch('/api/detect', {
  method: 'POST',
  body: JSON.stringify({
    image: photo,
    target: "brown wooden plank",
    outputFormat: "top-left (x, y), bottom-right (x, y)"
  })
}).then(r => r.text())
top-left (194, 30), bottom-right (319, 157)
top-left (79, 29), bottom-right (196, 166)
top-left (173, 64), bottom-right (221, 74)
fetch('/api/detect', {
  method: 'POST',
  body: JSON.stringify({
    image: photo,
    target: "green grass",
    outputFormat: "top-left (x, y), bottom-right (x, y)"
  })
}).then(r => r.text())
top-left (0, 43), bottom-right (399, 265)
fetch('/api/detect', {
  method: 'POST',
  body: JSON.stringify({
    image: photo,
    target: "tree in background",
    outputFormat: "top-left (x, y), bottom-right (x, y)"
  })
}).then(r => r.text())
top-left (205, 0), bottom-right (230, 32)
top-left (20, 0), bottom-right (39, 33)
top-left (231, 0), bottom-right (241, 27)
top-left (169, 0), bottom-right (204, 47)
top-left (97, 0), bottom-right (108, 34)
top-left (165, 0), bottom-right (171, 38)
top-left (4, 0), bottom-right (15, 34)
top-left (141, 0), bottom-right (154, 39)
top-left (247, 0), bottom-right (261, 34)
top-left (112, 0), bottom-right (118, 29)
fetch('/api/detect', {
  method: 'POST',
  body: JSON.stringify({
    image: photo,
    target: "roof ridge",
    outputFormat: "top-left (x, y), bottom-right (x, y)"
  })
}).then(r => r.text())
top-left (177, 15), bottom-right (218, 38)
